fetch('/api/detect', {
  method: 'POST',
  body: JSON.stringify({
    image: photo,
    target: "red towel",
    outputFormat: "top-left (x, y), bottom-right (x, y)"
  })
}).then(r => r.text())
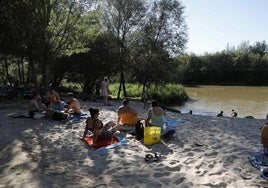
top-left (83, 136), bottom-right (120, 150)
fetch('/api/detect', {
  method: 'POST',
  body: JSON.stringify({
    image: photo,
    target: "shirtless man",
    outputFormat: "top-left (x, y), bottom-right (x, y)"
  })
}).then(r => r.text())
top-left (117, 98), bottom-right (139, 132)
top-left (65, 92), bottom-right (81, 115)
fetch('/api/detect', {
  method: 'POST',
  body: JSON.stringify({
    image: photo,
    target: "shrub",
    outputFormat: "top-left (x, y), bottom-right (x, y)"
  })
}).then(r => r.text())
top-left (109, 83), bottom-right (188, 105)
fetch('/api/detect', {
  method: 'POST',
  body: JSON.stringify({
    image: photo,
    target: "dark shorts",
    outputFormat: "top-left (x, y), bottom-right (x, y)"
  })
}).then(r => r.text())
top-left (99, 124), bottom-right (117, 139)
top-left (29, 110), bottom-right (39, 118)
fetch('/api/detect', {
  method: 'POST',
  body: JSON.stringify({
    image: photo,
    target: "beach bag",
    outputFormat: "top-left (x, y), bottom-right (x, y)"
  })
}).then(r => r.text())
top-left (52, 112), bottom-right (66, 121)
top-left (144, 126), bottom-right (161, 146)
top-left (33, 112), bottom-right (45, 119)
top-left (135, 120), bottom-right (144, 140)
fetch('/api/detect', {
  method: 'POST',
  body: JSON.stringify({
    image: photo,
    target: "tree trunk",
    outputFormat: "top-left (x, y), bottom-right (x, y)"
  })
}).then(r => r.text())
top-left (21, 58), bottom-right (25, 85)
top-left (4, 56), bottom-right (12, 87)
top-left (43, 62), bottom-right (50, 92)
top-left (30, 59), bottom-right (38, 93)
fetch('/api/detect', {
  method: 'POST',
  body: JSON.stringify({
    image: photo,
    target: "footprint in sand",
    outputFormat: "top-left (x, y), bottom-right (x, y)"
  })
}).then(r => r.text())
top-left (165, 165), bottom-right (181, 172)
top-left (202, 182), bottom-right (227, 188)
top-left (195, 169), bottom-right (209, 176)
top-left (153, 171), bottom-right (171, 178)
top-left (204, 151), bottom-right (218, 157)
top-left (183, 158), bottom-right (196, 165)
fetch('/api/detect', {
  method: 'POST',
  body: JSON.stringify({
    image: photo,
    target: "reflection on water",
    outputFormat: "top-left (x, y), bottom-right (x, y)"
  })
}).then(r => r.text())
top-left (177, 86), bottom-right (268, 119)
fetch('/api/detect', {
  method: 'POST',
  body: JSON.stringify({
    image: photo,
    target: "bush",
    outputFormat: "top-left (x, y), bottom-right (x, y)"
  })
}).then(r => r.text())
top-left (109, 83), bottom-right (188, 105)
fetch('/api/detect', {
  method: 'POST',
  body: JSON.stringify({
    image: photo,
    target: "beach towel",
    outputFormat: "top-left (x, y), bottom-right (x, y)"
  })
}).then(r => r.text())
top-left (83, 135), bottom-right (127, 151)
top-left (248, 150), bottom-right (268, 180)
top-left (248, 151), bottom-right (268, 170)
top-left (165, 117), bottom-right (185, 127)
top-left (69, 113), bottom-right (89, 123)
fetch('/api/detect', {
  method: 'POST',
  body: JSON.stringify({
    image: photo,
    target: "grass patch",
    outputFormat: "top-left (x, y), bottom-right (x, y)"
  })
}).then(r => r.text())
top-left (110, 83), bottom-right (188, 105)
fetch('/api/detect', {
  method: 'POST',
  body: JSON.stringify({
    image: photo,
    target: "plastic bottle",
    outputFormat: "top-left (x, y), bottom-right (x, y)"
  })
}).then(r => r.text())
top-left (162, 122), bottom-right (167, 134)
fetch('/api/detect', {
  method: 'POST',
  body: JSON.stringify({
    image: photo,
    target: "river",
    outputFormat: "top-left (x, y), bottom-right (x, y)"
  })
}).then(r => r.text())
top-left (177, 85), bottom-right (268, 119)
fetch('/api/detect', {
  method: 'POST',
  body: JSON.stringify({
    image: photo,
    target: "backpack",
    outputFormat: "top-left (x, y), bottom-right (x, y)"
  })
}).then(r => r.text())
top-left (52, 112), bottom-right (67, 121)
top-left (135, 120), bottom-right (144, 140)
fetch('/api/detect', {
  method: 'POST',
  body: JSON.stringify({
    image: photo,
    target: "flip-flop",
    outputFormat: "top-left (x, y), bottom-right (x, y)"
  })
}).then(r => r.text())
top-left (145, 154), bottom-right (154, 162)
top-left (193, 140), bottom-right (204, 146)
top-left (154, 152), bottom-right (161, 162)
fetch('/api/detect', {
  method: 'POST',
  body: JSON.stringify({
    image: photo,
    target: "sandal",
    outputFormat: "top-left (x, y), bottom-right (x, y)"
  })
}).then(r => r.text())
top-left (145, 154), bottom-right (154, 162)
top-left (154, 152), bottom-right (161, 162)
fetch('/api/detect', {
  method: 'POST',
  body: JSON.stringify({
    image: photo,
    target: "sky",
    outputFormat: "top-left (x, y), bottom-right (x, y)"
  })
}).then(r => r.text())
top-left (181, 0), bottom-right (268, 55)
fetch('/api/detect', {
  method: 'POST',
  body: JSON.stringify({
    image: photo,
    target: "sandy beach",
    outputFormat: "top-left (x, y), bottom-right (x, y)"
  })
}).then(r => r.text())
top-left (0, 99), bottom-right (267, 188)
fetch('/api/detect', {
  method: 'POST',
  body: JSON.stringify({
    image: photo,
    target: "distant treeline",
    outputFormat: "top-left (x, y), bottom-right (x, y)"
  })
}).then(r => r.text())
top-left (176, 41), bottom-right (268, 85)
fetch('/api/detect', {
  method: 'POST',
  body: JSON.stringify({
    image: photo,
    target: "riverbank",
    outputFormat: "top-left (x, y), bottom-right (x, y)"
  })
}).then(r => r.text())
top-left (0, 100), bottom-right (267, 187)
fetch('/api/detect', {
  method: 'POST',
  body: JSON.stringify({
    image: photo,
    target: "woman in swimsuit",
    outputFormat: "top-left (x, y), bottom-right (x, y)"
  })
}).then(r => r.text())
top-left (82, 108), bottom-right (120, 146)
top-left (146, 100), bottom-right (165, 127)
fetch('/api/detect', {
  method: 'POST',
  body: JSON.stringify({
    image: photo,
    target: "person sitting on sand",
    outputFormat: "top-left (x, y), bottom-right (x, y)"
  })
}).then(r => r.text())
top-left (46, 89), bottom-right (65, 110)
top-left (261, 122), bottom-right (268, 157)
top-left (146, 100), bottom-right (165, 127)
top-left (65, 92), bottom-right (81, 115)
top-left (217, 111), bottom-right (223, 117)
top-left (29, 92), bottom-right (46, 118)
top-left (45, 89), bottom-right (68, 121)
top-left (82, 108), bottom-right (120, 147)
top-left (231, 109), bottom-right (238, 117)
top-left (117, 98), bottom-right (139, 131)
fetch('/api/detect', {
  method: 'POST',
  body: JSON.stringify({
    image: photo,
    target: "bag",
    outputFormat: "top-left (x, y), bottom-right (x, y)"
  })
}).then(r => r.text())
top-left (52, 112), bottom-right (67, 121)
top-left (144, 126), bottom-right (161, 145)
top-left (135, 120), bottom-right (144, 140)
top-left (33, 112), bottom-right (45, 119)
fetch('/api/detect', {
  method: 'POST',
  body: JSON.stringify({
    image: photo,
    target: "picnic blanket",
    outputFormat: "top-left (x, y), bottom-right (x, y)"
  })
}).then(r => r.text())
top-left (248, 150), bottom-right (268, 170)
top-left (69, 113), bottom-right (89, 123)
top-left (83, 134), bottom-right (128, 151)
top-left (248, 150), bottom-right (268, 180)
top-left (165, 117), bottom-right (185, 127)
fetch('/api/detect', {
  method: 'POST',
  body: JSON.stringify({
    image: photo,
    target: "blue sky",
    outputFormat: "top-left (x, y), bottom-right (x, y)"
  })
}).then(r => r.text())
top-left (181, 0), bottom-right (268, 55)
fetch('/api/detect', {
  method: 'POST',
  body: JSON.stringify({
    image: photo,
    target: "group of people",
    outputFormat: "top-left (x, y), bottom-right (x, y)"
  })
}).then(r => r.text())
top-left (29, 89), bottom-right (81, 120)
top-left (81, 98), bottom-right (166, 147)
top-left (216, 109), bottom-right (238, 117)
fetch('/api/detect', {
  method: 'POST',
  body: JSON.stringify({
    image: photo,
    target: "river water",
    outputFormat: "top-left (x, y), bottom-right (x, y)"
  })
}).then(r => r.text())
top-left (177, 85), bottom-right (268, 119)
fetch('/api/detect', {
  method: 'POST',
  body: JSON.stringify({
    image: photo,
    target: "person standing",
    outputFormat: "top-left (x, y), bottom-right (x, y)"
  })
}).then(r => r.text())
top-left (100, 76), bottom-right (110, 106)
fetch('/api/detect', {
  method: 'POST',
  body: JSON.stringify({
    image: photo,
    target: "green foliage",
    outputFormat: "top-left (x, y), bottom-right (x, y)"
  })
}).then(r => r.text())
top-left (109, 83), bottom-right (188, 105)
top-left (148, 84), bottom-right (188, 105)
top-left (59, 81), bottom-right (83, 94)
top-left (176, 48), bottom-right (268, 85)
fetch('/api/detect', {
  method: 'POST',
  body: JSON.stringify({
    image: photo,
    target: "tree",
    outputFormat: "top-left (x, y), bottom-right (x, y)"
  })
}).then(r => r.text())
top-left (130, 0), bottom-right (187, 96)
top-left (100, 0), bottom-right (147, 98)
top-left (249, 41), bottom-right (267, 57)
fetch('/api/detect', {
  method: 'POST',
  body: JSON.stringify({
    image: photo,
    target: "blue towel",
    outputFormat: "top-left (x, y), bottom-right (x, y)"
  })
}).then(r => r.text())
top-left (165, 117), bottom-right (185, 127)
top-left (249, 150), bottom-right (268, 169)
top-left (69, 113), bottom-right (89, 123)
top-left (96, 135), bottom-right (128, 152)
top-left (248, 150), bottom-right (268, 180)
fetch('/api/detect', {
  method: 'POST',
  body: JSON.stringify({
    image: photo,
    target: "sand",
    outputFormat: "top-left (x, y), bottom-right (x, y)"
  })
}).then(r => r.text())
top-left (0, 99), bottom-right (267, 188)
